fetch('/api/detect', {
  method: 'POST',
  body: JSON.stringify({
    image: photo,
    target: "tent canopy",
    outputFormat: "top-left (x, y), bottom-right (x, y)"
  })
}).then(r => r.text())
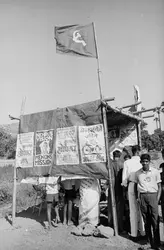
top-left (17, 100), bottom-right (141, 180)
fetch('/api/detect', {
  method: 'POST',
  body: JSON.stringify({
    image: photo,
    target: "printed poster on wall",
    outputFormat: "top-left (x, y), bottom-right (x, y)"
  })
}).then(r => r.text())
top-left (79, 124), bottom-right (106, 164)
top-left (119, 124), bottom-right (137, 148)
top-left (56, 126), bottom-right (79, 165)
top-left (16, 132), bottom-right (34, 168)
top-left (108, 123), bottom-right (138, 158)
top-left (34, 129), bottom-right (54, 167)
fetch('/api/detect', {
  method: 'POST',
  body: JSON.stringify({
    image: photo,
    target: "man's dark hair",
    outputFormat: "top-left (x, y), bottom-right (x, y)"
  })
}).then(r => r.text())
top-left (124, 154), bottom-right (131, 160)
top-left (140, 153), bottom-right (151, 162)
top-left (113, 150), bottom-right (121, 159)
top-left (43, 174), bottom-right (50, 177)
top-left (132, 145), bottom-right (140, 155)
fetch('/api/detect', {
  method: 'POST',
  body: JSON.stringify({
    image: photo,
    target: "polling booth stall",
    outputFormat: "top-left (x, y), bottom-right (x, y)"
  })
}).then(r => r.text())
top-left (13, 99), bottom-right (142, 234)
top-left (17, 99), bottom-right (141, 178)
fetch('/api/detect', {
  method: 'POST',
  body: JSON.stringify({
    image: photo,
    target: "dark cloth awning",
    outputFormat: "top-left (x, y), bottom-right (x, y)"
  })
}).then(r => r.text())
top-left (17, 100), bottom-right (141, 180)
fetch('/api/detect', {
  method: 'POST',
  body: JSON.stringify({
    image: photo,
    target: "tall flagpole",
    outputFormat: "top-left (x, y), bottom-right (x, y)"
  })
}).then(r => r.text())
top-left (92, 22), bottom-right (118, 236)
top-left (96, 56), bottom-right (103, 100)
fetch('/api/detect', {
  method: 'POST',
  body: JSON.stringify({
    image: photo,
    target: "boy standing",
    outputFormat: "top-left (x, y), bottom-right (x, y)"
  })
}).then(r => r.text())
top-left (135, 154), bottom-right (161, 250)
top-left (62, 179), bottom-right (75, 226)
top-left (46, 176), bottom-right (61, 229)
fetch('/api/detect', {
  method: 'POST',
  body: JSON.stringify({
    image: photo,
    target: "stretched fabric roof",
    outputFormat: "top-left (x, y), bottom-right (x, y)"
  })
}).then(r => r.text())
top-left (17, 100), bottom-right (141, 180)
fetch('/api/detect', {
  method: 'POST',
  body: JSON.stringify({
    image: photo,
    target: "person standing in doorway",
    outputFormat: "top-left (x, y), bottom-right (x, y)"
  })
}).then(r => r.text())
top-left (122, 145), bottom-right (145, 241)
top-left (46, 176), bottom-right (61, 230)
top-left (62, 179), bottom-right (75, 226)
top-left (135, 153), bottom-right (161, 250)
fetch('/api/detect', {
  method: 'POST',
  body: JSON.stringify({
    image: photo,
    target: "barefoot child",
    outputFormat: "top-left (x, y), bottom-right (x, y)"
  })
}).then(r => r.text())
top-left (62, 179), bottom-right (75, 226)
top-left (46, 176), bottom-right (61, 229)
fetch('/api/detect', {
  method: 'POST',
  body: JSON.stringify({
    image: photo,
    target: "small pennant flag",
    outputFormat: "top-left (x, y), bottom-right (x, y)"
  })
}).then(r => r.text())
top-left (55, 23), bottom-right (98, 58)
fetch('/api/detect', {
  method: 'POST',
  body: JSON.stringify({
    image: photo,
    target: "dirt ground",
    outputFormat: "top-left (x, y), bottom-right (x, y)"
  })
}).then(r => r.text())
top-left (0, 153), bottom-right (163, 250)
top-left (0, 206), bottom-right (164, 250)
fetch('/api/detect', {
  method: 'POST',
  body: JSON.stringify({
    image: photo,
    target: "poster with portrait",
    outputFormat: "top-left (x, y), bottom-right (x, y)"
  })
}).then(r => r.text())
top-left (79, 124), bottom-right (106, 164)
top-left (56, 126), bottom-right (79, 165)
top-left (16, 132), bottom-right (34, 168)
top-left (34, 129), bottom-right (54, 167)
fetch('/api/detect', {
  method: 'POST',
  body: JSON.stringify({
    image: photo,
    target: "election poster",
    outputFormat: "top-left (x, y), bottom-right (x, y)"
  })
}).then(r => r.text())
top-left (34, 129), bottom-right (54, 167)
top-left (109, 123), bottom-right (137, 158)
top-left (79, 124), bottom-right (106, 164)
top-left (119, 124), bottom-right (137, 147)
top-left (56, 126), bottom-right (79, 165)
top-left (16, 132), bottom-right (34, 168)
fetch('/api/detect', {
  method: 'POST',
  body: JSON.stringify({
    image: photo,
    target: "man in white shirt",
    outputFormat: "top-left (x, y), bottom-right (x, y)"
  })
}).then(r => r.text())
top-left (135, 153), bottom-right (161, 250)
top-left (122, 145), bottom-right (145, 241)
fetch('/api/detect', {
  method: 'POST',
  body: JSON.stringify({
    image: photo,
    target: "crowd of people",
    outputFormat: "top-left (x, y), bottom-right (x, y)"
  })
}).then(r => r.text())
top-left (106, 146), bottom-right (164, 250)
top-left (38, 147), bottom-right (164, 250)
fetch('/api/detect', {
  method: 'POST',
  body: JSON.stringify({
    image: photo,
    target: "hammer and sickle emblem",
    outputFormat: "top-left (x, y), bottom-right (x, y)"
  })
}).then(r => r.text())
top-left (72, 30), bottom-right (86, 47)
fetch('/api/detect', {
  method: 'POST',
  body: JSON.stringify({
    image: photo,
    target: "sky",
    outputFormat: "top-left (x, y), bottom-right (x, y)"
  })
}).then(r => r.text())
top-left (0, 0), bottom-right (164, 134)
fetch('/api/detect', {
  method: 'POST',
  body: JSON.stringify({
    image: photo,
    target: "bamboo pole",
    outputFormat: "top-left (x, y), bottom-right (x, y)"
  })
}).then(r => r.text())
top-left (12, 162), bottom-right (17, 226)
top-left (11, 97), bottom-right (25, 226)
top-left (102, 103), bottom-right (118, 235)
top-left (136, 121), bottom-right (142, 150)
top-left (142, 115), bottom-right (154, 119)
top-left (10, 118), bottom-right (20, 226)
top-left (93, 22), bottom-right (118, 236)
top-left (133, 107), bottom-right (155, 115)
top-left (157, 109), bottom-right (161, 131)
top-left (154, 117), bottom-right (159, 130)
top-left (121, 101), bottom-right (142, 109)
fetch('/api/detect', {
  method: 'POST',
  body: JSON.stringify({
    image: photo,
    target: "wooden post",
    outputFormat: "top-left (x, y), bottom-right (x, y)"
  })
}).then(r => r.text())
top-left (102, 104), bottom-right (118, 236)
top-left (154, 117), bottom-right (159, 130)
top-left (157, 109), bottom-right (161, 131)
top-left (11, 98), bottom-right (25, 226)
top-left (136, 121), bottom-right (142, 150)
top-left (93, 22), bottom-right (118, 236)
top-left (12, 163), bottom-right (17, 226)
top-left (12, 119), bottom-right (20, 226)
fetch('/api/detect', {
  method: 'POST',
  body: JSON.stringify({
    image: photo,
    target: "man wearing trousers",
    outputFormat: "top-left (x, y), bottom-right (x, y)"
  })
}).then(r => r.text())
top-left (122, 145), bottom-right (145, 241)
top-left (135, 153), bottom-right (161, 250)
top-left (112, 150), bottom-right (125, 233)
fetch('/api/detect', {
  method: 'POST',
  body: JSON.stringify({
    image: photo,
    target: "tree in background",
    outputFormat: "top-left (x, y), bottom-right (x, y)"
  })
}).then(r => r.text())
top-left (141, 125), bottom-right (164, 151)
top-left (154, 129), bottom-right (164, 149)
top-left (0, 127), bottom-right (17, 159)
top-left (141, 129), bottom-right (153, 150)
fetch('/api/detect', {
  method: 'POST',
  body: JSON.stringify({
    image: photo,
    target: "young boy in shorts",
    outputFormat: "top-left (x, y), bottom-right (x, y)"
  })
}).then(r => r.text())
top-left (62, 179), bottom-right (75, 226)
top-left (46, 176), bottom-right (61, 229)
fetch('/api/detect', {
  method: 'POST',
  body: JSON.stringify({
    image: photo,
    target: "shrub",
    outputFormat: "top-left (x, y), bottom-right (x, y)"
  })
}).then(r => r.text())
top-left (0, 127), bottom-right (16, 159)
top-left (0, 181), bottom-right (13, 205)
top-left (0, 165), bottom-right (36, 214)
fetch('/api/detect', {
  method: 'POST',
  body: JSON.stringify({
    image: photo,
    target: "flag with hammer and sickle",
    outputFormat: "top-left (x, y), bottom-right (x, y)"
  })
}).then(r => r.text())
top-left (55, 23), bottom-right (98, 58)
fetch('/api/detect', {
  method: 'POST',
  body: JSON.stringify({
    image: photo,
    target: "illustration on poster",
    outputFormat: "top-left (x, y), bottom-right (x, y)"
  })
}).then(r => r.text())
top-left (39, 141), bottom-right (50, 155)
top-left (82, 138), bottom-right (103, 155)
top-left (20, 158), bottom-right (28, 166)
